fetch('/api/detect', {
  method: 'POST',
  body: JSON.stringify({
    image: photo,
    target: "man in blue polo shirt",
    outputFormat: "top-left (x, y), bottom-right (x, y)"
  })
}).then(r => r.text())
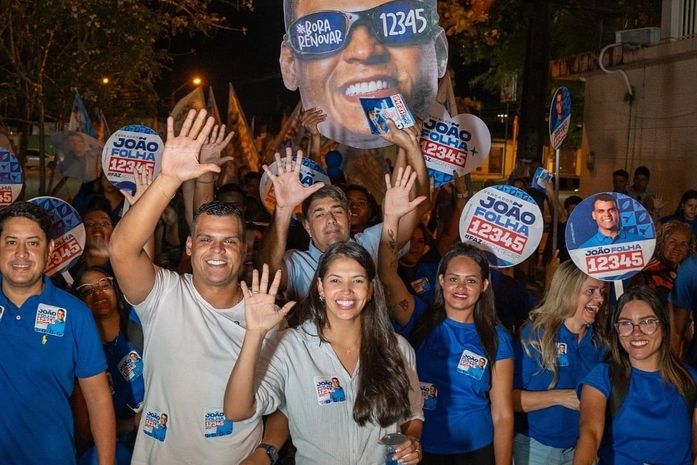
top-left (0, 202), bottom-right (115, 465)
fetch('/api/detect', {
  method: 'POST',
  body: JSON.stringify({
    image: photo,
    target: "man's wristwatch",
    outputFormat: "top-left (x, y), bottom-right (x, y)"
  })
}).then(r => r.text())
top-left (257, 443), bottom-right (279, 464)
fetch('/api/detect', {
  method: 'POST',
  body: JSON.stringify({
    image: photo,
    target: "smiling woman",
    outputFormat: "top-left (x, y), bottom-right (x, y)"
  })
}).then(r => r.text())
top-left (224, 242), bottom-right (425, 465)
top-left (512, 260), bottom-right (608, 465)
top-left (72, 266), bottom-right (144, 464)
top-left (574, 286), bottom-right (697, 465)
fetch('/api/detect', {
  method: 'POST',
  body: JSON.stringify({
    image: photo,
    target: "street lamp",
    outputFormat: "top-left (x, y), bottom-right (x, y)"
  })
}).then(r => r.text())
top-left (100, 77), bottom-right (110, 85)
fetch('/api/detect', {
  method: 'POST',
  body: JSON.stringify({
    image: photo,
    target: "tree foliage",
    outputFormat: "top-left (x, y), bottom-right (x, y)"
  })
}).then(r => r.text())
top-left (0, 0), bottom-right (243, 127)
top-left (441, 0), bottom-right (661, 95)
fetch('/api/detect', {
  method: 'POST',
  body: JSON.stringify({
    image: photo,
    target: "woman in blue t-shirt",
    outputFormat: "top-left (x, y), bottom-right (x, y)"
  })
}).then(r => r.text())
top-left (376, 176), bottom-right (512, 465)
top-left (72, 266), bottom-right (144, 465)
top-left (513, 260), bottom-right (607, 465)
top-left (575, 286), bottom-right (697, 465)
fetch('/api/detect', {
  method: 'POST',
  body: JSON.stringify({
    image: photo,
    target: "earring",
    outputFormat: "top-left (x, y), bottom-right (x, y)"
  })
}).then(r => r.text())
top-left (319, 295), bottom-right (325, 303)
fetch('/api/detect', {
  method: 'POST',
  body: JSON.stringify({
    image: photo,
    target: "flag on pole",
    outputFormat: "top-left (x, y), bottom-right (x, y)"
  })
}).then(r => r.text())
top-left (226, 83), bottom-right (259, 171)
top-left (206, 86), bottom-right (223, 124)
top-left (170, 87), bottom-right (206, 134)
top-left (94, 108), bottom-right (111, 144)
top-left (263, 101), bottom-right (303, 163)
top-left (68, 91), bottom-right (96, 138)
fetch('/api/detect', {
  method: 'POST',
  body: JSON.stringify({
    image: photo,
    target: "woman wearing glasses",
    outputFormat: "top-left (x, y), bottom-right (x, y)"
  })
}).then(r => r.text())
top-left (574, 286), bottom-right (697, 465)
top-left (72, 267), bottom-right (144, 465)
top-left (512, 260), bottom-right (607, 465)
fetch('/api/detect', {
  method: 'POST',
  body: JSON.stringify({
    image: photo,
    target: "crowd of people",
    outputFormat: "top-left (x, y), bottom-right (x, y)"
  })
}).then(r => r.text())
top-left (1, 104), bottom-right (696, 465)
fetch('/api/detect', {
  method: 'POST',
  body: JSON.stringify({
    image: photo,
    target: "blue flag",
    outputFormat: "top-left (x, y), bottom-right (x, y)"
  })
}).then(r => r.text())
top-left (68, 91), bottom-right (96, 138)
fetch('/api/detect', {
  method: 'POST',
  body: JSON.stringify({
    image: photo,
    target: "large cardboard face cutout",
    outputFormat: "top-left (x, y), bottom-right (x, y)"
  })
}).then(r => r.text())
top-left (281, 0), bottom-right (448, 149)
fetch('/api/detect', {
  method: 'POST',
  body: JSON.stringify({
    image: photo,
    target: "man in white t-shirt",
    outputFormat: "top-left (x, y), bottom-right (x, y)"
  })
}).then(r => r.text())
top-left (110, 109), bottom-right (287, 465)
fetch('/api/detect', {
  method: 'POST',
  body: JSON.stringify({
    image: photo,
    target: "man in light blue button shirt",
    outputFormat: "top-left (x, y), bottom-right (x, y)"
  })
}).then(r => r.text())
top-left (257, 126), bottom-right (430, 301)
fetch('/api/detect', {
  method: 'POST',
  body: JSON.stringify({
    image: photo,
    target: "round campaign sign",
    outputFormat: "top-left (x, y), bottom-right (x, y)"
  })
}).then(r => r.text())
top-left (29, 197), bottom-right (86, 276)
top-left (420, 102), bottom-right (491, 188)
top-left (51, 131), bottom-right (103, 182)
top-left (102, 125), bottom-right (163, 192)
top-left (459, 185), bottom-right (543, 268)
top-left (565, 192), bottom-right (655, 281)
top-left (0, 147), bottom-right (23, 206)
top-left (549, 86), bottom-right (572, 150)
top-left (260, 156), bottom-right (331, 215)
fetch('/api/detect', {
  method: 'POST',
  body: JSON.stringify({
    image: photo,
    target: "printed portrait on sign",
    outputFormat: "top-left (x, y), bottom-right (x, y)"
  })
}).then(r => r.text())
top-left (280, 0), bottom-right (448, 149)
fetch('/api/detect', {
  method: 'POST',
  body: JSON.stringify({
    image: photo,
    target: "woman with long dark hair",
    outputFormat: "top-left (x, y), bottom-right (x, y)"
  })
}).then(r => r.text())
top-left (660, 189), bottom-right (697, 235)
top-left (574, 286), bottom-right (697, 465)
top-left (513, 260), bottom-right (607, 465)
top-left (224, 242), bottom-right (423, 465)
top-left (409, 243), bottom-right (514, 465)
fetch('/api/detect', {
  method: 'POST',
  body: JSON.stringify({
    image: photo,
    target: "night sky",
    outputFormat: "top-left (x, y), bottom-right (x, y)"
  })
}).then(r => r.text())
top-left (163, 2), bottom-right (298, 132)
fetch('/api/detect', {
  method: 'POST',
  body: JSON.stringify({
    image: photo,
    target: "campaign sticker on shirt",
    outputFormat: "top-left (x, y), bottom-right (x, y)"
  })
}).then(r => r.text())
top-left (0, 147), bottom-right (23, 206)
top-left (204, 408), bottom-right (233, 438)
top-left (420, 102), bottom-right (491, 187)
top-left (34, 304), bottom-right (67, 337)
top-left (314, 376), bottom-right (346, 405)
top-left (117, 351), bottom-right (143, 382)
top-left (260, 156), bottom-right (330, 215)
top-left (556, 342), bottom-right (569, 367)
top-left (143, 408), bottom-right (168, 442)
top-left (420, 382), bottom-right (438, 411)
top-left (102, 125), bottom-right (163, 192)
top-left (457, 349), bottom-right (488, 380)
top-left (410, 277), bottom-right (432, 295)
top-left (459, 185), bottom-right (543, 267)
top-left (29, 196), bottom-right (86, 276)
top-left (565, 192), bottom-right (656, 281)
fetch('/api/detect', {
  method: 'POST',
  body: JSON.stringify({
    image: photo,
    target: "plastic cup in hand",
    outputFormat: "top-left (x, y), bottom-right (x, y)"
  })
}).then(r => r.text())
top-left (380, 432), bottom-right (406, 465)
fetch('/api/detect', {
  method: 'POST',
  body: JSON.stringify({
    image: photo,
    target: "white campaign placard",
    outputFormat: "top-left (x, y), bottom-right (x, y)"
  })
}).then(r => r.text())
top-left (565, 192), bottom-right (655, 281)
top-left (459, 185), bottom-right (543, 267)
top-left (420, 102), bottom-right (491, 188)
top-left (29, 197), bottom-right (85, 276)
top-left (102, 125), bottom-right (163, 192)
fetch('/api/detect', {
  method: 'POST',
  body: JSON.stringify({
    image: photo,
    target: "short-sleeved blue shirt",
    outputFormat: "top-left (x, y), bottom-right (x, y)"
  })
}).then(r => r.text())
top-left (416, 320), bottom-right (513, 454)
top-left (580, 363), bottom-right (696, 465)
top-left (670, 256), bottom-right (697, 312)
top-left (0, 276), bottom-right (106, 465)
top-left (514, 323), bottom-right (606, 448)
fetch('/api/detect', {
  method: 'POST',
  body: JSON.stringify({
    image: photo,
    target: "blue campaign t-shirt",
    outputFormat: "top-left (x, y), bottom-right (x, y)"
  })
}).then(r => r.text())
top-left (514, 323), bottom-right (606, 448)
top-left (580, 363), bottom-right (696, 465)
top-left (391, 295), bottom-right (428, 337)
top-left (104, 330), bottom-right (145, 418)
top-left (0, 276), bottom-right (106, 465)
top-left (416, 320), bottom-right (513, 454)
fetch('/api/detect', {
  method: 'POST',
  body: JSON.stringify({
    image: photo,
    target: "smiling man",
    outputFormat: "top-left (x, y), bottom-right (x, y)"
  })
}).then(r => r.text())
top-left (0, 202), bottom-right (115, 465)
top-left (580, 193), bottom-right (639, 248)
top-left (110, 109), bottom-right (288, 465)
top-left (280, 0), bottom-right (448, 148)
